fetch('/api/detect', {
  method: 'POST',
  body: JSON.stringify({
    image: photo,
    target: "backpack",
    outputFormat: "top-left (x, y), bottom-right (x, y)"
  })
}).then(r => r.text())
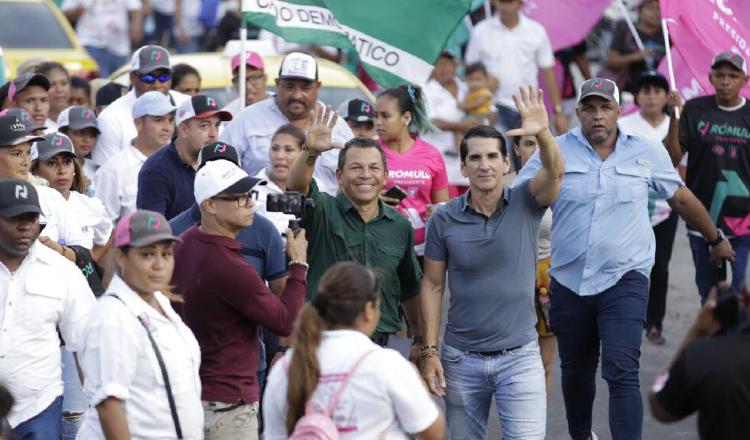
top-left (288, 349), bottom-right (376, 439)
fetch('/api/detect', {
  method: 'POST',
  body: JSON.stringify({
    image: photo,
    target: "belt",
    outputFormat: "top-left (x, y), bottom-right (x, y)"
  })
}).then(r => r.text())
top-left (475, 345), bottom-right (522, 357)
top-left (371, 333), bottom-right (393, 347)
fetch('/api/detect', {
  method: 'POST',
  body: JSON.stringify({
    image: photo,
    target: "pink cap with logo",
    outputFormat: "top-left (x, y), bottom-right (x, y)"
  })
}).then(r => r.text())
top-left (231, 51), bottom-right (265, 72)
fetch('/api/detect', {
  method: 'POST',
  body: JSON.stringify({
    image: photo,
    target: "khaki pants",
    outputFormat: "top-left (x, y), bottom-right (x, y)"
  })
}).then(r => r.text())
top-left (202, 401), bottom-right (259, 440)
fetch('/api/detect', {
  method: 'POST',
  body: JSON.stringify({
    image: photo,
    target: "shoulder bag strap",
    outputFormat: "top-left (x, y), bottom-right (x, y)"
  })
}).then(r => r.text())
top-left (111, 294), bottom-right (183, 439)
top-left (324, 349), bottom-right (377, 415)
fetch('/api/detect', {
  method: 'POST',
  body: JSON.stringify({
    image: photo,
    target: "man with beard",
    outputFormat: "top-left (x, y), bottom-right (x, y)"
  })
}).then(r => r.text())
top-left (221, 52), bottom-right (354, 195)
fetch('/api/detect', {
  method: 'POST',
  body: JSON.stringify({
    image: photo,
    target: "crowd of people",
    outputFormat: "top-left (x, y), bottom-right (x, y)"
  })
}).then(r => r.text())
top-left (0, 0), bottom-right (749, 439)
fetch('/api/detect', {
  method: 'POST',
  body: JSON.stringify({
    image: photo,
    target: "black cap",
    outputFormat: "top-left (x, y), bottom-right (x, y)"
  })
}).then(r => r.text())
top-left (95, 82), bottom-right (127, 108)
top-left (342, 99), bottom-right (375, 123)
top-left (176, 95), bottom-right (233, 126)
top-left (0, 179), bottom-right (42, 218)
top-left (8, 73), bottom-right (50, 102)
top-left (33, 133), bottom-right (77, 162)
top-left (633, 71), bottom-right (669, 93)
top-left (0, 114), bottom-right (45, 147)
top-left (1, 107), bottom-right (46, 132)
top-left (197, 142), bottom-right (240, 169)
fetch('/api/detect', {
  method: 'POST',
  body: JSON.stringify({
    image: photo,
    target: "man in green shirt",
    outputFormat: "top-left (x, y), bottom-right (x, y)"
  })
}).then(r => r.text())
top-left (288, 105), bottom-right (422, 344)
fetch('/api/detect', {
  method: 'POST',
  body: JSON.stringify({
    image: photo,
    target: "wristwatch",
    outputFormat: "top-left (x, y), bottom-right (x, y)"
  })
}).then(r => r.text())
top-left (708, 229), bottom-right (726, 247)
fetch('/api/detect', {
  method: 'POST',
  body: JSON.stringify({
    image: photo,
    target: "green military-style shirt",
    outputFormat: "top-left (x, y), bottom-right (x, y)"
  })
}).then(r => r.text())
top-left (302, 180), bottom-right (422, 334)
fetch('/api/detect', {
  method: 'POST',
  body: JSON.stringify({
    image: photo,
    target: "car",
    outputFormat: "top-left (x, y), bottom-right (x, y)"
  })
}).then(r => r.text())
top-left (0, 0), bottom-right (98, 80)
top-left (109, 52), bottom-right (375, 109)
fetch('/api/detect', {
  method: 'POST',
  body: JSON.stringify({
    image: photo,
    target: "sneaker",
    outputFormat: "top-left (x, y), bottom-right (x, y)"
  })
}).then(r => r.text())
top-left (647, 328), bottom-right (666, 345)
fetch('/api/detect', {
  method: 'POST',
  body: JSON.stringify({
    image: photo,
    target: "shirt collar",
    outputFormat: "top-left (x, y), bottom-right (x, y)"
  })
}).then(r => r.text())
top-left (106, 275), bottom-right (177, 324)
top-left (335, 192), bottom-right (399, 221)
top-left (460, 186), bottom-right (510, 213)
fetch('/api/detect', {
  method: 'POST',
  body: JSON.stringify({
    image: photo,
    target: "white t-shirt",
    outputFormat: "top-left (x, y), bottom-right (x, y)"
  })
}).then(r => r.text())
top-left (61, 0), bottom-right (141, 57)
top-left (93, 144), bottom-right (148, 223)
top-left (65, 191), bottom-right (112, 249)
top-left (465, 14), bottom-right (555, 109)
top-left (618, 113), bottom-right (673, 226)
top-left (538, 208), bottom-right (552, 260)
top-left (421, 78), bottom-right (469, 186)
top-left (263, 330), bottom-right (439, 439)
top-left (253, 169), bottom-right (296, 236)
top-left (36, 184), bottom-right (88, 247)
top-left (77, 275), bottom-right (203, 440)
top-left (92, 90), bottom-right (189, 167)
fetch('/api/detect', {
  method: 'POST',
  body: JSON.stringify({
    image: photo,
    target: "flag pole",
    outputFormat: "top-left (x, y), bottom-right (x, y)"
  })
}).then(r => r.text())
top-left (661, 18), bottom-right (680, 119)
top-left (239, 1), bottom-right (248, 111)
top-left (616, 0), bottom-right (645, 51)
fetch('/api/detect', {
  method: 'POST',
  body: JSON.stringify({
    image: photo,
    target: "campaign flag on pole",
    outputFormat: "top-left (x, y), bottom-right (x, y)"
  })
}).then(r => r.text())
top-left (523, 0), bottom-right (611, 52)
top-left (659, 0), bottom-right (750, 98)
top-left (242, 0), bottom-right (472, 88)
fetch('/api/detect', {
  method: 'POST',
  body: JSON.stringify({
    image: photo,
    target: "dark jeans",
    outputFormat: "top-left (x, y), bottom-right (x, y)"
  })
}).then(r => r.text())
top-left (646, 212), bottom-right (679, 331)
top-left (13, 395), bottom-right (63, 439)
top-left (149, 11), bottom-right (175, 47)
top-left (688, 233), bottom-right (750, 303)
top-left (550, 271), bottom-right (648, 440)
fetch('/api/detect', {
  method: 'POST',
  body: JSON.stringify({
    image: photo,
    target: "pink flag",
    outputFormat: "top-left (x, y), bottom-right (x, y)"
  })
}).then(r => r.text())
top-left (659, 0), bottom-right (750, 98)
top-left (523, 0), bottom-right (611, 52)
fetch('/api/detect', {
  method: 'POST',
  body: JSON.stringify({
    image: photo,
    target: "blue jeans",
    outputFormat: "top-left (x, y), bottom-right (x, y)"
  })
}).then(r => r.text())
top-left (550, 271), bottom-right (648, 440)
top-left (495, 104), bottom-right (522, 171)
top-left (84, 46), bottom-right (127, 78)
top-left (61, 348), bottom-right (87, 440)
top-left (688, 233), bottom-right (750, 303)
top-left (13, 395), bottom-right (62, 439)
top-left (442, 340), bottom-right (546, 440)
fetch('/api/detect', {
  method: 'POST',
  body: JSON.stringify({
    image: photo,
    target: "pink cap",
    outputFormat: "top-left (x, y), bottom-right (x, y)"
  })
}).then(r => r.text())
top-left (231, 51), bottom-right (264, 72)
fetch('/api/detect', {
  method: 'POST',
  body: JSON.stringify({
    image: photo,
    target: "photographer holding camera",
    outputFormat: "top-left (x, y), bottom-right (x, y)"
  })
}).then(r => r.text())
top-left (287, 105), bottom-right (423, 356)
top-left (649, 265), bottom-right (750, 439)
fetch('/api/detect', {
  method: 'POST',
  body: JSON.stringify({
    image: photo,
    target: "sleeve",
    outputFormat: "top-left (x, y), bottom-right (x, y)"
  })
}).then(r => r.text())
top-left (397, 229), bottom-right (422, 302)
top-left (261, 358), bottom-right (291, 440)
top-left (218, 264), bottom-right (307, 336)
top-left (516, 178), bottom-right (546, 216)
top-left (91, 113), bottom-right (122, 168)
top-left (136, 165), bottom-right (170, 216)
top-left (58, 266), bottom-right (96, 352)
top-left (431, 150), bottom-right (449, 191)
top-left (464, 26), bottom-right (481, 64)
top-left (87, 197), bottom-right (113, 246)
top-left (512, 149), bottom-right (542, 188)
top-left (48, 189), bottom-right (89, 248)
top-left (169, 209), bottom-right (194, 236)
top-left (265, 227), bottom-right (288, 281)
top-left (654, 351), bottom-right (697, 419)
top-left (650, 143), bottom-right (684, 200)
top-left (384, 353), bottom-right (440, 434)
top-left (93, 166), bottom-right (121, 223)
top-left (424, 211), bottom-right (447, 262)
top-left (536, 27), bottom-right (555, 69)
top-left (79, 302), bottom-right (141, 406)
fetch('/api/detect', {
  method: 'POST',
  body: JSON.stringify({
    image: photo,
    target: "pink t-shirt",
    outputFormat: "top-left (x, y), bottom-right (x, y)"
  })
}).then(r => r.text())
top-left (380, 137), bottom-right (448, 255)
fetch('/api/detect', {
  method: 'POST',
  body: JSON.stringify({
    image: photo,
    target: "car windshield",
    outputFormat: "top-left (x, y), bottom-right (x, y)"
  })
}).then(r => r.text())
top-left (0, 2), bottom-right (73, 49)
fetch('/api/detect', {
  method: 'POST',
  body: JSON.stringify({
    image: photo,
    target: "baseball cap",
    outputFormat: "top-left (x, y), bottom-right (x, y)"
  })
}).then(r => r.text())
top-left (711, 51), bottom-right (748, 74)
top-left (633, 71), bottom-right (669, 93)
top-left (175, 95), bottom-right (232, 126)
top-left (57, 106), bottom-right (99, 133)
top-left (194, 160), bottom-right (260, 206)
top-left (0, 179), bottom-right (42, 218)
top-left (278, 52), bottom-right (318, 82)
top-left (8, 72), bottom-right (50, 102)
top-left (1, 107), bottom-right (46, 132)
top-left (231, 51), bottom-right (265, 72)
top-left (0, 114), bottom-right (44, 147)
top-left (132, 91), bottom-right (177, 119)
top-left (197, 142), bottom-right (240, 169)
top-left (115, 210), bottom-right (181, 248)
top-left (33, 133), bottom-right (76, 162)
top-left (578, 78), bottom-right (620, 105)
top-left (340, 98), bottom-right (375, 123)
top-left (130, 45), bottom-right (171, 74)
top-left (96, 82), bottom-right (127, 107)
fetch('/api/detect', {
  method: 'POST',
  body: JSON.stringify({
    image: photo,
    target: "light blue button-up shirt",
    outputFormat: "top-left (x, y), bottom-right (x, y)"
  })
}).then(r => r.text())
top-left (514, 125), bottom-right (684, 295)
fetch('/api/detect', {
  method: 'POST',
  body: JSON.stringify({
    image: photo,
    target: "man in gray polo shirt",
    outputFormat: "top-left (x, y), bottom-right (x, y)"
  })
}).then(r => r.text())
top-left (420, 87), bottom-right (564, 440)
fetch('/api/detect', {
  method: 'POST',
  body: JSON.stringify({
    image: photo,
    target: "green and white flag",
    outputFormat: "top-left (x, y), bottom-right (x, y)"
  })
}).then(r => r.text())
top-left (242, 0), bottom-right (472, 87)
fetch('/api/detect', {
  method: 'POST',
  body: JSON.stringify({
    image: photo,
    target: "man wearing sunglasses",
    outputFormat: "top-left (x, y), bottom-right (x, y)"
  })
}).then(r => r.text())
top-left (92, 45), bottom-right (190, 169)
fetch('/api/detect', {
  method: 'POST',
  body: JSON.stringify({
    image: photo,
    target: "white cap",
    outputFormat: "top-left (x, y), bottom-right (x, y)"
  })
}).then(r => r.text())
top-left (278, 52), bottom-right (318, 81)
top-left (194, 159), bottom-right (259, 206)
top-left (132, 91), bottom-right (177, 119)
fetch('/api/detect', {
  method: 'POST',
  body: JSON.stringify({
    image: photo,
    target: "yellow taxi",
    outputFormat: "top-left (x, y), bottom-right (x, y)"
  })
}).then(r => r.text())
top-left (110, 52), bottom-right (375, 109)
top-left (0, 0), bottom-right (98, 79)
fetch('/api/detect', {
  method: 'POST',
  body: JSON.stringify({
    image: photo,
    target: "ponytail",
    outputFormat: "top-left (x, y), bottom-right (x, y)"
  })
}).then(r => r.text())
top-left (286, 303), bottom-right (325, 432)
top-left (379, 84), bottom-right (432, 135)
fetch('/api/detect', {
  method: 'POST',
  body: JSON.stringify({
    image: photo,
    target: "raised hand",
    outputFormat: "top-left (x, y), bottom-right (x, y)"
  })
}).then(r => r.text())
top-left (506, 85), bottom-right (550, 138)
top-left (306, 104), bottom-right (341, 154)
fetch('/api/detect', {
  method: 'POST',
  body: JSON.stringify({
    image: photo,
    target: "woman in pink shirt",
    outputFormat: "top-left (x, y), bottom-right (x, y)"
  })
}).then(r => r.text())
top-left (375, 85), bottom-right (449, 258)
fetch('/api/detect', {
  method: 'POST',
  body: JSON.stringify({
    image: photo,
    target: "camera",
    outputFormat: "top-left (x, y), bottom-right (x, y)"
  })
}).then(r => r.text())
top-left (266, 192), bottom-right (315, 233)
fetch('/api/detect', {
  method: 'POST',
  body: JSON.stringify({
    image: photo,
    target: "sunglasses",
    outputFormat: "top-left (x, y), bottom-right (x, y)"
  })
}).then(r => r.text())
top-left (212, 190), bottom-right (259, 207)
top-left (139, 73), bottom-right (172, 84)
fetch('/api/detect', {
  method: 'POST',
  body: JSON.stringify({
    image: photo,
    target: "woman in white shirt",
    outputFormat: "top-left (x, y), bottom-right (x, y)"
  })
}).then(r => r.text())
top-left (263, 261), bottom-right (445, 439)
top-left (77, 210), bottom-right (203, 440)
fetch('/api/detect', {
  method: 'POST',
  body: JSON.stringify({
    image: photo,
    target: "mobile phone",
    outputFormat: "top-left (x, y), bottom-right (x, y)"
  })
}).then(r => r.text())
top-left (383, 185), bottom-right (408, 202)
top-left (714, 259), bottom-right (740, 329)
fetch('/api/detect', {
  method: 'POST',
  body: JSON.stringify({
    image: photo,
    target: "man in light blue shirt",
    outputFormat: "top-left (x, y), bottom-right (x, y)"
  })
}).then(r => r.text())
top-left (515, 78), bottom-right (735, 440)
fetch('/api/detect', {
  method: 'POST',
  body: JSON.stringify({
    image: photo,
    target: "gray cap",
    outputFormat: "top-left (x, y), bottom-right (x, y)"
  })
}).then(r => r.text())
top-left (33, 133), bottom-right (77, 162)
top-left (57, 106), bottom-right (99, 133)
top-left (130, 45), bottom-right (171, 74)
top-left (115, 210), bottom-right (181, 248)
top-left (8, 72), bottom-right (50, 102)
top-left (0, 179), bottom-right (42, 218)
top-left (0, 114), bottom-right (45, 147)
top-left (712, 51), bottom-right (748, 74)
top-left (1, 107), bottom-right (46, 132)
top-left (578, 78), bottom-right (621, 105)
